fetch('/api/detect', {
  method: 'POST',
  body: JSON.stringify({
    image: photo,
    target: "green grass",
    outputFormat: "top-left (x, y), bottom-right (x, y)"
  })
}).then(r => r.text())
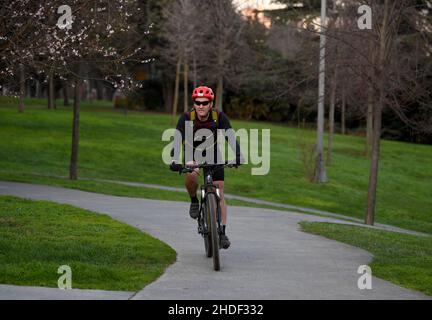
top-left (0, 195), bottom-right (176, 291)
top-left (1, 97), bottom-right (432, 233)
top-left (300, 222), bottom-right (432, 296)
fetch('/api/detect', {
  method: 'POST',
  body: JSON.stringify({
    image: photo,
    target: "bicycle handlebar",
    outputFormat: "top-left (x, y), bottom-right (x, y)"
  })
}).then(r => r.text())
top-left (172, 162), bottom-right (239, 175)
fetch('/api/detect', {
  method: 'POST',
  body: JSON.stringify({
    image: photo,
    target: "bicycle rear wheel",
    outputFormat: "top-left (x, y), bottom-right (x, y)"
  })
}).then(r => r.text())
top-left (206, 193), bottom-right (220, 271)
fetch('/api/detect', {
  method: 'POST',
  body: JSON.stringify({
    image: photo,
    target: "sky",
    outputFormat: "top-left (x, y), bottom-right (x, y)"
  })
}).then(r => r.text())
top-left (233, 0), bottom-right (287, 10)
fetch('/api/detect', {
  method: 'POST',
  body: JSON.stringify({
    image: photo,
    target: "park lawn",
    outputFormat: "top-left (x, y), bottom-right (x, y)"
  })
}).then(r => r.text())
top-left (0, 195), bottom-right (176, 291)
top-left (299, 222), bottom-right (432, 296)
top-left (0, 97), bottom-right (431, 234)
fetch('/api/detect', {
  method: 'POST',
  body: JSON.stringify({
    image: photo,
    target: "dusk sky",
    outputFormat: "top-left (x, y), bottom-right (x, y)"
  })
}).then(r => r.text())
top-left (233, 0), bottom-right (287, 10)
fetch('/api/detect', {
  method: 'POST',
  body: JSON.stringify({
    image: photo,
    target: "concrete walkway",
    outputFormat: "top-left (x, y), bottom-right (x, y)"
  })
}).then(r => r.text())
top-left (90, 178), bottom-right (428, 237)
top-left (0, 284), bottom-right (133, 300)
top-left (0, 181), bottom-right (430, 300)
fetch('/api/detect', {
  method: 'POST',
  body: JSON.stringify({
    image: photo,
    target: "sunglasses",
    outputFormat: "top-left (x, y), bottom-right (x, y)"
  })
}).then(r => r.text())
top-left (194, 101), bottom-right (210, 106)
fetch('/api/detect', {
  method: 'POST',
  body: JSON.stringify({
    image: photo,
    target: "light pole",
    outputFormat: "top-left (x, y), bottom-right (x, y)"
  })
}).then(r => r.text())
top-left (314, 0), bottom-right (328, 183)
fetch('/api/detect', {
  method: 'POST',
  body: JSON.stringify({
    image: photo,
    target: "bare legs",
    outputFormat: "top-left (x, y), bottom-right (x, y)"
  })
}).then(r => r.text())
top-left (185, 171), bottom-right (199, 198)
top-left (185, 173), bottom-right (227, 225)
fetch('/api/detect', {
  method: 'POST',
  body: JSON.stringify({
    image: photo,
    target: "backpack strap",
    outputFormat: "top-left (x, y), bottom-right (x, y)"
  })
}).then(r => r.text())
top-left (212, 110), bottom-right (218, 124)
top-left (189, 109), bottom-right (196, 121)
top-left (189, 109), bottom-right (218, 124)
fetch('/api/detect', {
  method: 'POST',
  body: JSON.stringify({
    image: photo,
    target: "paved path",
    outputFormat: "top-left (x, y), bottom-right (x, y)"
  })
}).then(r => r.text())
top-left (0, 181), bottom-right (429, 300)
top-left (91, 178), bottom-right (428, 236)
top-left (0, 284), bottom-right (133, 300)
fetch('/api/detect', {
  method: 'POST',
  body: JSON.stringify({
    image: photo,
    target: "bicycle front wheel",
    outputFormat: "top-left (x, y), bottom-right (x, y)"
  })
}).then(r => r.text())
top-left (206, 193), bottom-right (220, 271)
top-left (202, 201), bottom-right (212, 258)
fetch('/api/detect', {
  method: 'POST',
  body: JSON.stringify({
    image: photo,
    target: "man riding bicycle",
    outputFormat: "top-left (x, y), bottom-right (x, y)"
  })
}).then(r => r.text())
top-left (170, 85), bottom-right (243, 249)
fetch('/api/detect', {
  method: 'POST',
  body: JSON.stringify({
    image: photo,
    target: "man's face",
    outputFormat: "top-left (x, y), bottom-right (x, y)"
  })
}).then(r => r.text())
top-left (194, 98), bottom-right (212, 118)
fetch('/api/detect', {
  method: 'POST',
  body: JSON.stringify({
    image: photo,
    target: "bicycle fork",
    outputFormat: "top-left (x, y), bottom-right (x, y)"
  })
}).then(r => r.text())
top-left (197, 185), bottom-right (222, 238)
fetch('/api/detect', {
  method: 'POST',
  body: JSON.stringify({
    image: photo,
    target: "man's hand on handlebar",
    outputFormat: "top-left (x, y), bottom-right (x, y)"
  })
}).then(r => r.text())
top-left (169, 161), bottom-right (199, 174)
top-left (169, 161), bottom-right (182, 172)
top-left (185, 161), bottom-right (200, 174)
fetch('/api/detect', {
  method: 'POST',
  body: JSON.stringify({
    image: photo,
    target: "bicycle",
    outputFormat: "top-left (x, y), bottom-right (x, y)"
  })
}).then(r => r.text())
top-left (173, 162), bottom-right (237, 271)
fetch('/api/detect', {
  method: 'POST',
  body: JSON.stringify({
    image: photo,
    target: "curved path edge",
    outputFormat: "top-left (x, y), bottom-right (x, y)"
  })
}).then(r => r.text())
top-left (0, 181), bottom-right (430, 300)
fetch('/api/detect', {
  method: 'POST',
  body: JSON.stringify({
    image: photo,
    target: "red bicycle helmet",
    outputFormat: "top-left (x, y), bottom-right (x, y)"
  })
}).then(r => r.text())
top-left (192, 86), bottom-right (214, 101)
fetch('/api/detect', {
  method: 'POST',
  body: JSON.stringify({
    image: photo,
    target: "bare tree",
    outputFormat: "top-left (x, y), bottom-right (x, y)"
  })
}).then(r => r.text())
top-left (314, 0), bottom-right (328, 183)
top-left (162, 0), bottom-right (198, 120)
top-left (285, 0), bottom-right (431, 223)
top-left (1, 1), bottom-right (150, 180)
top-left (326, 0), bottom-right (341, 165)
top-left (18, 64), bottom-right (25, 113)
top-left (197, 0), bottom-right (248, 112)
top-left (70, 76), bottom-right (81, 180)
top-left (341, 87), bottom-right (346, 134)
top-left (327, 0), bottom-right (431, 225)
top-left (47, 68), bottom-right (56, 110)
top-left (172, 57), bottom-right (181, 123)
top-left (327, 68), bottom-right (337, 165)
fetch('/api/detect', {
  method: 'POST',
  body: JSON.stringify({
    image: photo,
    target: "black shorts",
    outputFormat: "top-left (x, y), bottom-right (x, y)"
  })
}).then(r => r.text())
top-left (203, 167), bottom-right (224, 182)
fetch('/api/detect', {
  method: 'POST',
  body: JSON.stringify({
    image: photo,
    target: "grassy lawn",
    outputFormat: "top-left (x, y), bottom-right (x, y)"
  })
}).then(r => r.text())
top-left (300, 222), bottom-right (432, 296)
top-left (0, 195), bottom-right (176, 291)
top-left (1, 97), bottom-right (431, 234)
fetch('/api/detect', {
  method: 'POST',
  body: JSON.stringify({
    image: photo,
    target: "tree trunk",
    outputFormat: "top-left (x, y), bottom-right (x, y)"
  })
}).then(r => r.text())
top-left (96, 81), bottom-right (103, 100)
top-left (163, 80), bottom-right (174, 113)
top-left (48, 69), bottom-right (56, 109)
top-left (192, 53), bottom-right (197, 88)
top-left (69, 78), bottom-right (81, 180)
top-left (314, 0), bottom-right (328, 183)
top-left (35, 80), bottom-right (41, 99)
top-left (365, 0), bottom-right (390, 226)
top-left (63, 81), bottom-right (70, 106)
top-left (215, 76), bottom-right (223, 112)
top-left (172, 57), bottom-right (182, 124)
top-left (85, 80), bottom-right (91, 101)
top-left (26, 82), bottom-right (31, 98)
top-left (366, 86), bottom-right (374, 157)
top-left (365, 103), bottom-right (382, 225)
top-left (123, 87), bottom-right (128, 116)
top-left (341, 88), bottom-right (346, 135)
top-left (18, 64), bottom-right (25, 113)
top-left (101, 86), bottom-right (106, 101)
top-left (183, 60), bottom-right (189, 112)
top-left (297, 102), bottom-right (301, 128)
top-left (327, 69), bottom-right (337, 165)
